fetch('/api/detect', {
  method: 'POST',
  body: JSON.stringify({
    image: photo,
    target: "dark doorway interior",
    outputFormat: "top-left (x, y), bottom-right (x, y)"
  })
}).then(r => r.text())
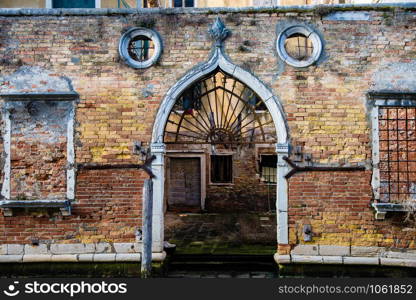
top-left (163, 68), bottom-right (277, 256)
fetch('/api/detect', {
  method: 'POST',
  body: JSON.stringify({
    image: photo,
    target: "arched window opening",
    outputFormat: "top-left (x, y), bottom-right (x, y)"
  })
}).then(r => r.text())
top-left (164, 69), bottom-right (276, 146)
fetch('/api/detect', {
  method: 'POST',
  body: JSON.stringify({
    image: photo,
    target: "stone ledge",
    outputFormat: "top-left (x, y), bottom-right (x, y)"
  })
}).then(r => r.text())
top-left (115, 253), bottom-right (141, 262)
top-left (351, 246), bottom-right (384, 257)
top-left (24, 244), bottom-right (48, 255)
top-left (383, 251), bottom-right (416, 260)
top-left (291, 244), bottom-right (351, 256)
top-left (0, 252), bottom-right (165, 263)
top-left (273, 253), bottom-right (290, 264)
top-left (1, 204), bottom-right (72, 217)
top-left (113, 243), bottom-right (140, 253)
top-left (380, 258), bottom-right (416, 268)
top-left (152, 251), bottom-right (167, 262)
top-left (291, 244), bottom-right (319, 256)
top-left (7, 244), bottom-right (23, 255)
top-left (0, 255), bottom-right (23, 263)
top-left (0, 93), bottom-right (78, 101)
top-left (93, 254), bottom-right (116, 262)
top-left (275, 254), bottom-right (416, 268)
top-left (78, 254), bottom-right (94, 262)
top-left (319, 245), bottom-right (350, 256)
top-left (4, 243), bottom-right (142, 255)
top-left (322, 256), bottom-right (343, 264)
top-left (95, 243), bottom-right (113, 254)
top-left (343, 256), bottom-right (379, 265)
top-left (292, 255), bottom-right (323, 264)
top-left (51, 255), bottom-right (78, 262)
top-left (50, 243), bottom-right (95, 255)
top-left (23, 254), bottom-right (52, 263)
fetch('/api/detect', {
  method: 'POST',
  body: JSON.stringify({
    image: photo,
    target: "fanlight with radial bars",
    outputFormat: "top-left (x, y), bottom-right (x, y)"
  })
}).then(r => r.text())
top-left (164, 69), bottom-right (276, 145)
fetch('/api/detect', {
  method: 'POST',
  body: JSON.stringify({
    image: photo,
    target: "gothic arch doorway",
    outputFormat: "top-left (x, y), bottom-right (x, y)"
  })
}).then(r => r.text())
top-left (149, 18), bottom-right (289, 255)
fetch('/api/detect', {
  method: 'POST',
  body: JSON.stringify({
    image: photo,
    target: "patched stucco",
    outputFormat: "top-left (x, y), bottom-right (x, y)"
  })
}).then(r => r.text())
top-left (0, 66), bottom-right (74, 94)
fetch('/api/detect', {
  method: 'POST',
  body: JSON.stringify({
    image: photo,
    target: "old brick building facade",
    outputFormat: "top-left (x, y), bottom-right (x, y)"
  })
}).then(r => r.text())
top-left (0, 4), bottom-right (415, 272)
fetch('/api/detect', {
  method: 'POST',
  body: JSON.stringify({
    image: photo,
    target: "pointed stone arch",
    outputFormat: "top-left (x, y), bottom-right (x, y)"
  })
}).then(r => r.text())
top-left (151, 51), bottom-right (288, 145)
top-left (149, 18), bottom-right (290, 254)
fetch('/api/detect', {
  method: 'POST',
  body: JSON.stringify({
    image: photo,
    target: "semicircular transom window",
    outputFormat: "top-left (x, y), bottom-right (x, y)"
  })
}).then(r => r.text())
top-left (119, 27), bottom-right (162, 69)
top-left (164, 69), bottom-right (277, 145)
top-left (277, 25), bottom-right (322, 68)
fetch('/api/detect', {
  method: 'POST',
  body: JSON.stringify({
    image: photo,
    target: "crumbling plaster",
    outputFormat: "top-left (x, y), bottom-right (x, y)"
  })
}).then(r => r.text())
top-left (0, 66), bottom-right (76, 202)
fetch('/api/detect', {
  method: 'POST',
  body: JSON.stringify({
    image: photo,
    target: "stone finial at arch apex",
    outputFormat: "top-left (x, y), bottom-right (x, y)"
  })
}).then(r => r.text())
top-left (209, 17), bottom-right (231, 47)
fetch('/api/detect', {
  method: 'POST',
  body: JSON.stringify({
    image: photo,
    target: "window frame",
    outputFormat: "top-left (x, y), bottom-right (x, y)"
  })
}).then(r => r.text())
top-left (369, 92), bottom-right (416, 219)
top-left (276, 24), bottom-right (322, 68)
top-left (0, 93), bottom-right (77, 217)
top-left (46, 0), bottom-right (101, 8)
top-left (118, 27), bottom-right (163, 69)
top-left (209, 153), bottom-right (234, 185)
top-left (172, 0), bottom-right (196, 7)
top-left (259, 154), bottom-right (277, 184)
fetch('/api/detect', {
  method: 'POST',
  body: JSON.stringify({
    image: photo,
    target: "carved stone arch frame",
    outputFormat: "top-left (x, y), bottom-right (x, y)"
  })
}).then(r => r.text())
top-left (149, 18), bottom-right (290, 253)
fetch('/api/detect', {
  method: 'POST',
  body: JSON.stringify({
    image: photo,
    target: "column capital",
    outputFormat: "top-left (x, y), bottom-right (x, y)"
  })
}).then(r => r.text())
top-left (276, 143), bottom-right (290, 155)
top-left (150, 143), bottom-right (166, 154)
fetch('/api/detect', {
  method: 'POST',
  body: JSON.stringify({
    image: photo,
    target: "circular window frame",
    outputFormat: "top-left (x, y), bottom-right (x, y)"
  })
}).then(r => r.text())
top-left (276, 25), bottom-right (322, 68)
top-left (118, 27), bottom-right (163, 69)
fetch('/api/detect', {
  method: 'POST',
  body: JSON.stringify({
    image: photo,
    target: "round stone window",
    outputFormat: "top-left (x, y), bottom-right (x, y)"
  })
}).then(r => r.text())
top-left (277, 25), bottom-right (322, 68)
top-left (119, 27), bottom-right (163, 69)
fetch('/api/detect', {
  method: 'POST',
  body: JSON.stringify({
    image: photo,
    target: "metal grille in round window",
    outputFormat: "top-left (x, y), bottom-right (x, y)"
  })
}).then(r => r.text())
top-left (276, 25), bottom-right (322, 68)
top-left (118, 27), bottom-right (163, 69)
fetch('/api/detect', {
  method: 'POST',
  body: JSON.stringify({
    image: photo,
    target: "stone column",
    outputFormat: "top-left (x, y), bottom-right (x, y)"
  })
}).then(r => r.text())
top-left (276, 143), bottom-right (290, 245)
top-left (1, 108), bottom-right (11, 200)
top-left (150, 142), bottom-right (166, 253)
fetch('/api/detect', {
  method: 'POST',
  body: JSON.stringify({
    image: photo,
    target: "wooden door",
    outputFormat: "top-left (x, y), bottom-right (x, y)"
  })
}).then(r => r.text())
top-left (167, 157), bottom-right (201, 211)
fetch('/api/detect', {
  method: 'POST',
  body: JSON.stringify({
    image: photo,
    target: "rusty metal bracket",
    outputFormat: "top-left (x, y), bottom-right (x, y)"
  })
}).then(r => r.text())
top-left (283, 156), bottom-right (366, 179)
top-left (77, 155), bottom-right (156, 178)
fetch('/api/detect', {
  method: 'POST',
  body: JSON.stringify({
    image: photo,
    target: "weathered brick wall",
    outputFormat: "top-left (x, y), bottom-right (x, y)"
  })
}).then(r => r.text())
top-left (0, 7), bottom-right (415, 250)
top-left (74, 169), bottom-right (144, 243)
top-left (0, 169), bottom-right (144, 244)
top-left (9, 101), bottom-right (70, 200)
top-left (286, 171), bottom-right (415, 252)
top-left (1, 10), bottom-right (406, 165)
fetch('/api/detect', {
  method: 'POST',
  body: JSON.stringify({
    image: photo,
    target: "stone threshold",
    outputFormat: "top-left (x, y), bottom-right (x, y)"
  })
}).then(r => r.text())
top-left (0, 199), bottom-right (72, 216)
top-left (274, 253), bottom-right (416, 268)
top-left (0, 242), bottom-right (165, 256)
top-left (0, 252), bottom-right (166, 263)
